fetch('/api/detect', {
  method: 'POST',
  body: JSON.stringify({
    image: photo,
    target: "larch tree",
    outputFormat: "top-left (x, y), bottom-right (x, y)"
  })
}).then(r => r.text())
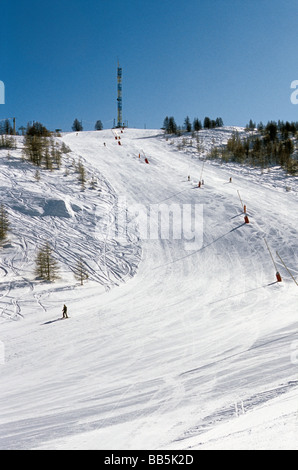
top-left (35, 242), bottom-right (60, 282)
top-left (73, 257), bottom-right (89, 285)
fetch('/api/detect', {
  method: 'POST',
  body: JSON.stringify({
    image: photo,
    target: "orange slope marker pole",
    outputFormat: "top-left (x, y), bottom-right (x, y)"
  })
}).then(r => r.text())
top-left (141, 149), bottom-right (149, 164)
top-left (237, 190), bottom-right (249, 222)
top-left (276, 251), bottom-right (298, 286)
top-left (264, 238), bottom-right (282, 282)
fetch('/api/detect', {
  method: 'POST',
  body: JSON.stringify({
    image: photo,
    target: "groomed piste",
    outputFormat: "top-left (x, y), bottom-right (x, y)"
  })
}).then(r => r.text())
top-left (0, 127), bottom-right (297, 450)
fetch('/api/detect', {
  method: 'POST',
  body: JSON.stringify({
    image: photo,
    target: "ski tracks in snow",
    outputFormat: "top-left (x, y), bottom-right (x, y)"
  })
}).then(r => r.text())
top-left (0, 142), bottom-right (142, 322)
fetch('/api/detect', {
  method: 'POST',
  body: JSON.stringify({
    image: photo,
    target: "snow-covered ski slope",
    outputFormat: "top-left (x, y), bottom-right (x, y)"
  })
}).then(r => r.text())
top-left (0, 128), bottom-right (297, 450)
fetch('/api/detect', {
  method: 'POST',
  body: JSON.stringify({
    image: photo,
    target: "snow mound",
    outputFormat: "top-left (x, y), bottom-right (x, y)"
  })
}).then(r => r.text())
top-left (42, 198), bottom-right (72, 218)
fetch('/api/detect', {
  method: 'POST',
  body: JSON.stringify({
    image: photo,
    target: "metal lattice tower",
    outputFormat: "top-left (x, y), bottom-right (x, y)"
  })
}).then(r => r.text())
top-left (117, 62), bottom-right (122, 128)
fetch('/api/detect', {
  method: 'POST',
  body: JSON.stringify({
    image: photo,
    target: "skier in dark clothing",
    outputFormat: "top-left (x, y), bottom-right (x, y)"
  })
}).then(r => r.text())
top-left (62, 304), bottom-right (68, 319)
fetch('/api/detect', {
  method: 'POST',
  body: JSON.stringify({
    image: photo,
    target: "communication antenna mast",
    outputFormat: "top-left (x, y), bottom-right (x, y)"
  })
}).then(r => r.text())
top-left (117, 61), bottom-right (123, 128)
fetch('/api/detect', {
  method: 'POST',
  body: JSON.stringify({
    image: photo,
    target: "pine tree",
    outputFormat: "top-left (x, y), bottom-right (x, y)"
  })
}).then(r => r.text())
top-left (163, 116), bottom-right (169, 132)
top-left (35, 242), bottom-right (60, 282)
top-left (184, 116), bottom-right (192, 132)
top-left (0, 205), bottom-right (10, 244)
top-left (26, 122), bottom-right (50, 137)
top-left (73, 257), bottom-right (89, 285)
top-left (168, 117), bottom-right (177, 134)
top-left (95, 120), bottom-right (103, 131)
top-left (163, 116), bottom-right (177, 134)
top-left (72, 119), bottom-right (83, 132)
top-left (203, 116), bottom-right (211, 129)
top-left (3, 119), bottom-right (13, 135)
top-left (215, 117), bottom-right (224, 127)
top-left (247, 119), bottom-right (256, 130)
top-left (265, 121), bottom-right (278, 142)
top-left (193, 118), bottom-right (202, 132)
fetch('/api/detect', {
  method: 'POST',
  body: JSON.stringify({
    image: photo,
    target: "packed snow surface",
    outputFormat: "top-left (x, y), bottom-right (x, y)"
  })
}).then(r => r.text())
top-left (0, 128), bottom-right (297, 450)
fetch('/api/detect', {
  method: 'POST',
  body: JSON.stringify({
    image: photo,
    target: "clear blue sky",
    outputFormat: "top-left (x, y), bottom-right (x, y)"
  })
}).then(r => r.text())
top-left (1, 0), bottom-right (297, 131)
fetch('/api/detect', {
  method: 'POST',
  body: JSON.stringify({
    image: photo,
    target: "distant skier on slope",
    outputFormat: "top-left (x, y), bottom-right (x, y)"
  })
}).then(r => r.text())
top-left (62, 304), bottom-right (68, 319)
